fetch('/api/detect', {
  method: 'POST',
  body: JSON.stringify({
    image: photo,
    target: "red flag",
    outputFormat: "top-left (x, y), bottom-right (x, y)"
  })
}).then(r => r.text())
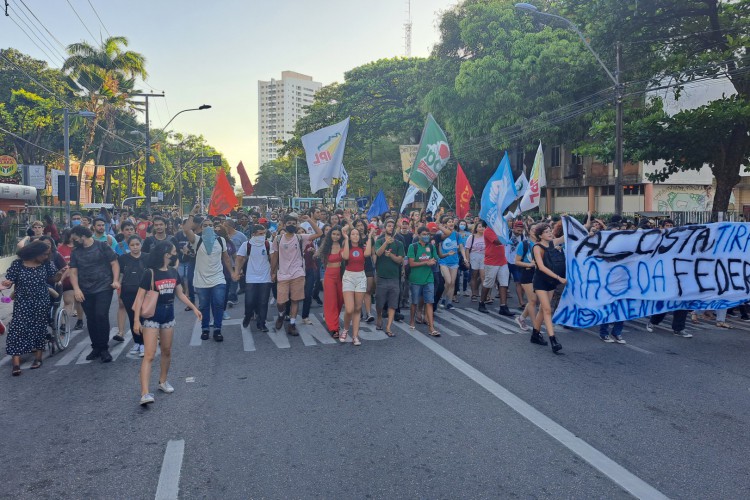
top-left (208, 169), bottom-right (238, 216)
top-left (455, 163), bottom-right (473, 220)
top-left (236, 161), bottom-right (254, 196)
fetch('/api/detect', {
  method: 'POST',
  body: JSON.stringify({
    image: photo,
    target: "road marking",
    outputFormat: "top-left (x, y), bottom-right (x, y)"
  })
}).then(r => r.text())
top-left (435, 312), bottom-right (487, 335)
top-left (580, 328), bottom-right (654, 355)
top-left (428, 319), bottom-right (461, 337)
top-left (155, 439), bottom-right (185, 500)
top-left (55, 339), bottom-right (89, 366)
top-left (110, 338), bottom-right (132, 362)
top-left (456, 309), bottom-right (517, 334)
top-left (403, 326), bottom-right (669, 500)
top-left (299, 317), bottom-right (337, 346)
top-left (267, 329), bottom-right (291, 349)
top-left (240, 324), bottom-right (256, 352)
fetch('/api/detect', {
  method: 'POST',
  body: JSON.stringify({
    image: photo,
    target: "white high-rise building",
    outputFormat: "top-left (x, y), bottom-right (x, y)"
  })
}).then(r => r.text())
top-left (258, 71), bottom-right (322, 167)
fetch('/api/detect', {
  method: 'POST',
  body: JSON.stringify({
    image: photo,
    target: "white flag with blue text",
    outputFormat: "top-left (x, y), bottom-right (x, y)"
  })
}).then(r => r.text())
top-left (335, 167), bottom-right (348, 206)
top-left (426, 186), bottom-right (444, 216)
top-left (302, 117), bottom-right (350, 193)
top-left (400, 184), bottom-right (419, 215)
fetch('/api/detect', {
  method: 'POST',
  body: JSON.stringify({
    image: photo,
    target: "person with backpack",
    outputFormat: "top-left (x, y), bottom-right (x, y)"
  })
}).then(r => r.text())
top-left (514, 224), bottom-right (538, 333)
top-left (68, 225), bottom-right (121, 363)
top-left (183, 206), bottom-right (233, 342)
top-left (530, 223), bottom-right (567, 353)
top-left (300, 229), bottom-right (320, 326)
top-left (270, 213), bottom-right (322, 336)
top-left (233, 224), bottom-right (272, 332)
top-left (407, 226), bottom-right (440, 336)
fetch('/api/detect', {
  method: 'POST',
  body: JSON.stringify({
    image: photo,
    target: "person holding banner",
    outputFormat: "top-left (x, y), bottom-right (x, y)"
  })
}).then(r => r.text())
top-left (530, 224), bottom-right (566, 353)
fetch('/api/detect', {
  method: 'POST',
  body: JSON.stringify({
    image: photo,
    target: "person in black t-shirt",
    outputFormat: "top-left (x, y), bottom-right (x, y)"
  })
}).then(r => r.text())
top-left (133, 241), bottom-right (200, 406)
top-left (141, 216), bottom-right (177, 254)
top-left (116, 235), bottom-right (148, 355)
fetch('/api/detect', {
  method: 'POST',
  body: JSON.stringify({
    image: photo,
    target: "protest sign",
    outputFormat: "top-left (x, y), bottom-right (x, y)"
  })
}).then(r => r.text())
top-left (553, 217), bottom-right (750, 327)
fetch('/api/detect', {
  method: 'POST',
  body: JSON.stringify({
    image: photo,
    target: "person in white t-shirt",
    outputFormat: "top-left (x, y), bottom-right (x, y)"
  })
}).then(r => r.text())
top-left (233, 224), bottom-right (272, 332)
top-left (183, 205), bottom-right (233, 342)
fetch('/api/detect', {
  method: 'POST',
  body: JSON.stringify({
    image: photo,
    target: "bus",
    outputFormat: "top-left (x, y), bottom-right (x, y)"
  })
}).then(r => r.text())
top-left (242, 196), bottom-right (283, 213)
top-left (291, 197), bottom-right (323, 211)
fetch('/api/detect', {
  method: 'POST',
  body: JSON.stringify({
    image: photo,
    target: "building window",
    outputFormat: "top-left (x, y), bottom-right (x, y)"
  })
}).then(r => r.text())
top-left (551, 146), bottom-right (561, 167)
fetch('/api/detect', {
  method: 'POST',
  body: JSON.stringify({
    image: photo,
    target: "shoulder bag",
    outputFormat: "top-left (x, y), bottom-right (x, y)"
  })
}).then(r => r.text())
top-left (138, 269), bottom-right (159, 319)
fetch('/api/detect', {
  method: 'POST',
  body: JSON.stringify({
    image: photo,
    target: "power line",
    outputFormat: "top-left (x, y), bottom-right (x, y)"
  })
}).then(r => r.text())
top-left (15, 0), bottom-right (67, 50)
top-left (85, 0), bottom-right (110, 38)
top-left (8, 3), bottom-right (66, 65)
top-left (65, 0), bottom-right (99, 42)
top-left (6, 8), bottom-right (63, 66)
top-left (0, 125), bottom-right (63, 157)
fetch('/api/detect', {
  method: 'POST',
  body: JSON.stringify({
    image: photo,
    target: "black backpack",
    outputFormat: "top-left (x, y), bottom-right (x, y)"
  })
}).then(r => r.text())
top-left (541, 242), bottom-right (566, 278)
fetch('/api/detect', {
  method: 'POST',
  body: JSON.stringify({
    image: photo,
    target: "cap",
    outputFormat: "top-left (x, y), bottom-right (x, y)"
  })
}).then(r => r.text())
top-left (427, 222), bottom-right (438, 231)
top-left (401, 218), bottom-right (410, 223)
top-left (258, 217), bottom-right (268, 224)
top-left (514, 221), bottom-right (524, 228)
top-left (287, 212), bottom-right (299, 219)
top-left (368, 223), bottom-right (378, 230)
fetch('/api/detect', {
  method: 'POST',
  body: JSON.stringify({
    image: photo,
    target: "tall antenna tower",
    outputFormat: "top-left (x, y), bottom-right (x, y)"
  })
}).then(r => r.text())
top-left (404, 0), bottom-right (412, 57)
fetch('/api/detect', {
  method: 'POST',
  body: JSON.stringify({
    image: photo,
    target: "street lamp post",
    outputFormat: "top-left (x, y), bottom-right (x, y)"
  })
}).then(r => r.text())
top-left (63, 108), bottom-right (95, 227)
top-left (515, 3), bottom-right (625, 215)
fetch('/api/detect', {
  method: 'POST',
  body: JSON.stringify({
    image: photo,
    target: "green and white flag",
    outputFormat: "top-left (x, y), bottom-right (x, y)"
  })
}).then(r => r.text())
top-left (408, 114), bottom-right (451, 193)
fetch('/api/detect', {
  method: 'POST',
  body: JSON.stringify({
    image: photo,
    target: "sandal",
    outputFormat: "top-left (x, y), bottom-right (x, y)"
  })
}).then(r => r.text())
top-left (385, 330), bottom-right (395, 337)
top-left (471, 295), bottom-right (478, 302)
top-left (352, 337), bottom-right (361, 346)
top-left (716, 322), bottom-right (732, 329)
top-left (30, 359), bottom-right (43, 370)
top-left (415, 317), bottom-right (425, 325)
top-left (409, 324), bottom-right (416, 330)
top-left (339, 329), bottom-right (348, 342)
top-left (11, 364), bottom-right (21, 376)
top-left (331, 331), bottom-right (339, 339)
top-left (429, 330), bottom-right (441, 337)
top-left (375, 325), bottom-right (383, 331)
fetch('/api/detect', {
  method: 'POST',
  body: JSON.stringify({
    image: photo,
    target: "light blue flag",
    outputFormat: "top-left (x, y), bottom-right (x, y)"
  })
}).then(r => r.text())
top-left (335, 166), bottom-right (348, 206)
top-left (480, 152), bottom-right (517, 244)
top-left (367, 190), bottom-right (389, 219)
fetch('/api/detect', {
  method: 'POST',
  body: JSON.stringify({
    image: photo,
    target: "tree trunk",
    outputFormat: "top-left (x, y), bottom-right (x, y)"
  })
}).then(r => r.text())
top-left (711, 124), bottom-right (748, 214)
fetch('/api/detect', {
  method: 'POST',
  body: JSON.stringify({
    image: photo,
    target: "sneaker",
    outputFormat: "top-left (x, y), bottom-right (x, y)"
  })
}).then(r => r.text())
top-left (139, 393), bottom-right (154, 406)
top-left (213, 331), bottom-right (224, 342)
top-left (445, 303), bottom-right (455, 311)
top-left (286, 323), bottom-right (299, 336)
top-left (222, 311), bottom-right (231, 320)
top-left (242, 316), bottom-right (251, 328)
top-left (100, 350), bottom-right (113, 363)
top-left (258, 324), bottom-right (269, 333)
top-left (674, 330), bottom-right (693, 338)
top-left (613, 335), bottom-right (626, 344)
top-left (601, 335), bottom-right (615, 343)
top-left (440, 301), bottom-right (447, 309)
top-left (365, 315), bottom-right (375, 323)
top-left (269, 297), bottom-right (275, 305)
top-left (394, 313), bottom-right (405, 322)
top-left (200, 330), bottom-right (210, 340)
top-left (478, 303), bottom-right (489, 314)
top-left (302, 317), bottom-right (313, 325)
top-left (158, 381), bottom-right (175, 393)
top-left (112, 330), bottom-right (125, 342)
top-left (227, 300), bottom-right (238, 307)
top-left (85, 349), bottom-right (100, 361)
top-left (74, 320), bottom-right (84, 331)
top-left (129, 344), bottom-right (140, 355)
top-left (646, 322), bottom-right (654, 333)
top-left (139, 344), bottom-right (145, 357)
top-left (498, 305), bottom-right (514, 317)
top-left (463, 290), bottom-right (471, 296)
top-left (274, 316), bottom-right (284, 330)
top-left (741, 315), bottom-right (750, 321)
top-left (515, 316), bottom-right (530, 332)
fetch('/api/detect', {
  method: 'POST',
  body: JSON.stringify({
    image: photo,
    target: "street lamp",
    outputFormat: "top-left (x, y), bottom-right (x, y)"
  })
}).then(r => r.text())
top-left (63, 109), bottom-right (96, 227)
top-left (515, 3), bottom-right (625, 215)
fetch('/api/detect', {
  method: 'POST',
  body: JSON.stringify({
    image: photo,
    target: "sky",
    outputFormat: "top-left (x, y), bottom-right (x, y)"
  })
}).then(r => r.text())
top-left (4, 0), bottom-right (458, 179)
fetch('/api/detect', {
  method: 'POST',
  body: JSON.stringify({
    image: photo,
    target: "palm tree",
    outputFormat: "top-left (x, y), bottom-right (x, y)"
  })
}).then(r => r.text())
top-left (62, 36), bottom-right (147, 204)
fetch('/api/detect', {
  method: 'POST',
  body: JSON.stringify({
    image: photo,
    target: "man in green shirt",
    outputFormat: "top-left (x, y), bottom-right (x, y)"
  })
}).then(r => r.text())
top-left (374, 219), bottom-right (405, 336)
top-left (407, 226), bottom-right (439, 336)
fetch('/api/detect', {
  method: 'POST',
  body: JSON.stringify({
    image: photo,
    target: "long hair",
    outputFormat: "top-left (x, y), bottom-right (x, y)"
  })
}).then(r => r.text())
top-left (316, 225), bottom-right (342, 261)
top-left (146, 241), bottom-right (175, 270)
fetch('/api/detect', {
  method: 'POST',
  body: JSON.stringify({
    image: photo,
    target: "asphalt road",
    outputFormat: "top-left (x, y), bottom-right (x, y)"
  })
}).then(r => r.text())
top-left (1, 292), bottom-right (749, 499)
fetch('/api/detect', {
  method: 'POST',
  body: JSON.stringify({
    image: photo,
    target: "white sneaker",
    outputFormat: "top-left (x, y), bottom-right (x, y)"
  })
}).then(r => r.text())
top-left (601, 335), bottom-right (615, 343)
top-left (158, 381), bottom-right (175, 393)
top-left (138, 344), bottom-right (145, 357)
top-left (129, 344), bottom-right (140, 355)
top-left (515, 315), bottom-right (530, 332)
top-left (140, 393), bottom-right (154, 405)
top-left (646, 322), bottom-right (654, 333)
top-left (223, 311), bottom-right (231, 320)
top-left (463, 290), bottom-right (471, 296)
top-left (302, 318), bottom-right (313, 325)
top-left (613, 335), bottom-right (627, 344)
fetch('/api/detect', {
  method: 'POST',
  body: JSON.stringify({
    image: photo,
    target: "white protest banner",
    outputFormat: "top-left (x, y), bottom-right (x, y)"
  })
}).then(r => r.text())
top-left (553, 216), bottom-right (750, 328)
top-left (301, 117), bottom-right (350, 193)
top-left (399, 184), bottom-right (419, 215)
top-left (514, 172), bottom-right (529, 200)
top-left (335, 166), bottom-right (348, 206)
top-left (519, 141), bottom-right (545, 213)
top-left (426, 186), bottom-right (444, 216)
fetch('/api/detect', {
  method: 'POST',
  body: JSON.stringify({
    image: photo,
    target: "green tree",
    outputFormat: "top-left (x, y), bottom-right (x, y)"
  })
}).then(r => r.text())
top-left (62, 36), bottom-right (147, 204)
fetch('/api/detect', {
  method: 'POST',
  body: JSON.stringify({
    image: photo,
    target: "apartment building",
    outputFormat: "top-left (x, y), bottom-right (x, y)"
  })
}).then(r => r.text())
top-left (258, 71), bottom-right (322, 167)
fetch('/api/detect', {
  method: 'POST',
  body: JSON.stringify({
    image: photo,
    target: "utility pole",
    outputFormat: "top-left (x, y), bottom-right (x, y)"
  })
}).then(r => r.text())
top-left (133, 92), bottom-right (165, 211)
top-left (613, 42), bottom-right (625, 216)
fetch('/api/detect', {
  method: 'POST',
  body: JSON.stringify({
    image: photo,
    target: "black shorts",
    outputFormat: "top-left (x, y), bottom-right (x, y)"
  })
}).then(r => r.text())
top-left (520, 268), bottom-right (535, 285)
top-left (532, 271), bottom-right (557, 292)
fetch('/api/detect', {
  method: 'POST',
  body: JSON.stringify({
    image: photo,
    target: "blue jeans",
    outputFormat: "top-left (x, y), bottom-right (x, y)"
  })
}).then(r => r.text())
top-left (228, 280), bottom-right (239, 303)
top-left (196, 284), bottom-right (226, 331)
top-left (178, 261), bottom-right (195, 303)
top-left (599, 321), bottom-right (624, 338)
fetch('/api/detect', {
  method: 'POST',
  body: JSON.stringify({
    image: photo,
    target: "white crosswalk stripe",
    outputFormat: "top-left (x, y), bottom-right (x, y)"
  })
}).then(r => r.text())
top-left (434, 311), bottom-right (486, 335)
top-left (455, 309), bottom-right (519, 334)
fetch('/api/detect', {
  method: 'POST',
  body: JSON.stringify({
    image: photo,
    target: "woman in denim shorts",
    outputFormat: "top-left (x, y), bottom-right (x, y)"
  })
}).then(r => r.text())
top-left (134, 241), bottom-right (201, 406)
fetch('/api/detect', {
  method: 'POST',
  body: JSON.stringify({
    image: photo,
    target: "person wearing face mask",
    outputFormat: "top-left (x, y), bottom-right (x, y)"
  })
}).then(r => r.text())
top-left (233, 225), bottom-right (272, 332)
top-left (183, 206), bottom-right (233, 342)
top-left (270, 213), bottom-right (322, 336)
top-left (68, 225), bottom-right (121, 363)
top-left (69, 212), bottom-right (83, 228)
